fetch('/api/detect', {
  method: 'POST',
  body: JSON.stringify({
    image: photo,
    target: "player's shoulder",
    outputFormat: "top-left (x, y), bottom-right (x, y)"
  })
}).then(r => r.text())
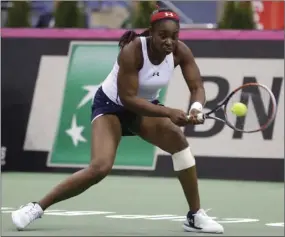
top-left (118, 37), bottom-right (143, 68)
top-left (174, 40), bottom-right (195, 65)
top-left (176, 40), bottom-right (193, 56)
top-left (120, 37), bottom-right (142, 57)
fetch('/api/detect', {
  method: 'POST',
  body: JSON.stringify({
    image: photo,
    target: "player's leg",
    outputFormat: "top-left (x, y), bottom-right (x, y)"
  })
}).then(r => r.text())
top-left (38, 114), bottom-right (121, 209)
top-left (11, 114), bottom-right (122, 230)
top-left (137, 116), bottom-right (224, 233)
top-left (138, 116), bottom-right (200, 211)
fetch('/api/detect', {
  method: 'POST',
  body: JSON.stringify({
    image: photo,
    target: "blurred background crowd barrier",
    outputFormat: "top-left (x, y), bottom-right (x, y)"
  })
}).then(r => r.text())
top-left (1, 0), bottom-right (284, 30)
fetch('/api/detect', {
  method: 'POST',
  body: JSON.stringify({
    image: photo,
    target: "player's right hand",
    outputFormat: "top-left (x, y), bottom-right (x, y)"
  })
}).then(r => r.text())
top-left (167, 108), bottom-right (189, 126)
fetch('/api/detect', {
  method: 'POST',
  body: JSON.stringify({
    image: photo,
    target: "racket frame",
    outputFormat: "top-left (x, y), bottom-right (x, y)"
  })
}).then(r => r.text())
top-left (197, 82), bottom-right (278, 133)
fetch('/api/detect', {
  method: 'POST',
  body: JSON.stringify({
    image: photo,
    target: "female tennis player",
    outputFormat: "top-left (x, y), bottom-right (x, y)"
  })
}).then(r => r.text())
top-left (12, 8), bottom-right (224, 234)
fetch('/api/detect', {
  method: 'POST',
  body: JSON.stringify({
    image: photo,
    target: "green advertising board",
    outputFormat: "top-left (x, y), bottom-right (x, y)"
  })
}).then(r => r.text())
top-left (48, 42), bottom-right (167, 170)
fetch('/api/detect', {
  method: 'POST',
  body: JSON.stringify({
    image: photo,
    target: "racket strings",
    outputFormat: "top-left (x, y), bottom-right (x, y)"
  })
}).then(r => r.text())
top-left (225, 85), bottom-right (275, 132)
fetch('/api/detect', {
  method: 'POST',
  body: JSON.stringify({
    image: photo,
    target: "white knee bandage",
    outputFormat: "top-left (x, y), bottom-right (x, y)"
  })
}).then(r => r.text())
top-left (172, 146), bottom-right (196, 171)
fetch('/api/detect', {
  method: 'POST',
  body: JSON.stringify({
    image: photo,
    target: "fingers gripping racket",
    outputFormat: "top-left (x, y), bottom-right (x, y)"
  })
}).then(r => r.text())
top-left (193, 83), bottom-right (277, 133)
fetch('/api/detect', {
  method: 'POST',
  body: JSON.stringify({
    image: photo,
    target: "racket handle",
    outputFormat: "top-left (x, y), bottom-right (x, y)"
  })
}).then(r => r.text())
top-left (197, 113), bottom-right (205, 121)
top-left (186, 113), bottom-right (205, 122)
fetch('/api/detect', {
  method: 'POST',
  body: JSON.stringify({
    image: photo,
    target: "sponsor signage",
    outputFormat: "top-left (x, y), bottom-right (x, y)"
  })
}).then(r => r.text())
top-left (22, 42), bottom-right (284, 170)
top-left (2, 29), bottom-right (284, 181)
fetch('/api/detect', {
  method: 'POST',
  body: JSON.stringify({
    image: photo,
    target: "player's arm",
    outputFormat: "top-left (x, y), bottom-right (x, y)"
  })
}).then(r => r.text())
top-left (117, 41), bottom-right (171, 117)
top-left (178, 41), bottom-right (206, 111)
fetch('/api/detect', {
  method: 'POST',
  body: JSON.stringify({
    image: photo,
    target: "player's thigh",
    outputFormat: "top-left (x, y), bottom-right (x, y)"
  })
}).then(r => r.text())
top-left (138, 116), bottom-right (188, 154)
top-left (90, 114), bottom-right (122, 171)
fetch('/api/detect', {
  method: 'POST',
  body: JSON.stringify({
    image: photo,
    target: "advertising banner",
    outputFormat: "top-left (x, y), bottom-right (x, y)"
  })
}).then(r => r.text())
top-left (1, 29), bottom-right (284, 181)
top-left (26, 42), bottom-right (284, 170)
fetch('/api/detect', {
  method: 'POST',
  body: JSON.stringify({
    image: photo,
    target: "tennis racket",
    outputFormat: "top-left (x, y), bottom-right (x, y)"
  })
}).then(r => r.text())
top-left (190, 82), bottom-right (277, 133)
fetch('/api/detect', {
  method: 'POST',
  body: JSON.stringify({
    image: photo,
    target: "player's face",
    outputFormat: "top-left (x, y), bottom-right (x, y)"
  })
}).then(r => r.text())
top-left (151, 20), bottom-right (179, 55)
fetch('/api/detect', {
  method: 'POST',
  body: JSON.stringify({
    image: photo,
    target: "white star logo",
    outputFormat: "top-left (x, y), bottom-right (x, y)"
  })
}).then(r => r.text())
top-left (77, 85), bottom-right (101, 109)
top-left (65, 115), bottom-right (87, 147)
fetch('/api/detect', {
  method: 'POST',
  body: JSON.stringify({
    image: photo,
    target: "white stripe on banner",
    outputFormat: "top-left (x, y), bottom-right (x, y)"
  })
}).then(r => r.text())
top-left (24, 56), bottom-right (68, 151)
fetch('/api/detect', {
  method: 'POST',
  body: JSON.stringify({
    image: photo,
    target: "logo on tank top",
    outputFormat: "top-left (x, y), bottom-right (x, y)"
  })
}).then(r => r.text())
top-left (152, 72), bottom-right (160, 76)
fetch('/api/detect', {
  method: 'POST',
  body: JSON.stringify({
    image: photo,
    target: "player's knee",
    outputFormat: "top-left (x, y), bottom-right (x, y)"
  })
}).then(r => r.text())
top-left (165, 126), bottom-right (188, 153)
top-left (172, 146), bottom-right (196, 171)
top-left (165, 126), bottom-right (195, 171)
top-left (88, 159), bottom-right (113, 183)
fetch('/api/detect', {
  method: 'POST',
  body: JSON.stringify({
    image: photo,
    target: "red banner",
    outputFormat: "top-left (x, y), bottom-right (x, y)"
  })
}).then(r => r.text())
top-left (253, 1), bottom-right (284, 30)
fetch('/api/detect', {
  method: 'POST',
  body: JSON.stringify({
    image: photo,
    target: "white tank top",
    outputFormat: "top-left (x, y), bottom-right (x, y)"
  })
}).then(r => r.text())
top-left (102, 37), bottom-right (175, 105)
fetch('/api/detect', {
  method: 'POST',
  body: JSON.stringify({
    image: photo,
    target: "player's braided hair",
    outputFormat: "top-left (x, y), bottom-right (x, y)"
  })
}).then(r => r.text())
top-left (118, 8), bottom-right (179, 49)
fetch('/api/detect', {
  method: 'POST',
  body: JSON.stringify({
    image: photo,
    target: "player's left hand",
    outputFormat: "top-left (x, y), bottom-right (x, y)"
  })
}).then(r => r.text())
top-left (187, 108), bottom-right (205, 125)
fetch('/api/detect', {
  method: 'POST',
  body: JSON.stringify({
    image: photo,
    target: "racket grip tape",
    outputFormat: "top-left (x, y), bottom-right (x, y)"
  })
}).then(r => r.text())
top-left (197, 113), bottom-right (205, 121)
top-left (186, 113), bottom-right (205, 122)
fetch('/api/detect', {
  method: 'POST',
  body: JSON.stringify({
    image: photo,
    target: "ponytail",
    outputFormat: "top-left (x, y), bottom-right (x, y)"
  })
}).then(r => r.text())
top-left (118, 29), bottom-right (150, 49)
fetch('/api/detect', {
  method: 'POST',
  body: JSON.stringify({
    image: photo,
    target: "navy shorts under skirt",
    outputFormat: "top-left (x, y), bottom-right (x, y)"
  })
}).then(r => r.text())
top-left (91, 87), bottom-right (161, 136)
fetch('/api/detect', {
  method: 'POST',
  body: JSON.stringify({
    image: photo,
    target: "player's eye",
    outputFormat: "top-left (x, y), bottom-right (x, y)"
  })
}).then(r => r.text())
top-left (159, 34), bottom-right (167, 40)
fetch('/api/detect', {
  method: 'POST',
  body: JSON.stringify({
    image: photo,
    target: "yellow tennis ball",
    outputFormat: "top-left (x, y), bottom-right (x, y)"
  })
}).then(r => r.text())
top-left (231, 102), bottom-right (247, 116)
